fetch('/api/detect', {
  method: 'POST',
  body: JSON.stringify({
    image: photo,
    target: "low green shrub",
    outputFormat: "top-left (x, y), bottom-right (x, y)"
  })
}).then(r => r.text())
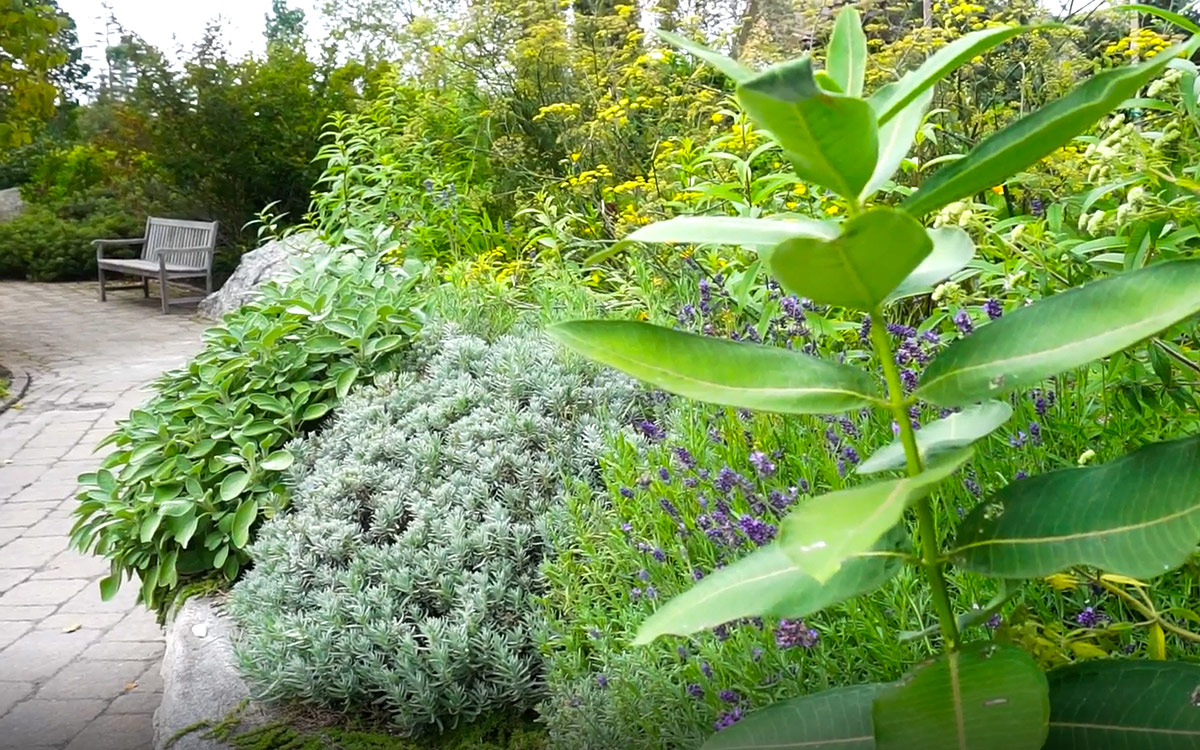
top-left (71, 251), bottom-right (427, 615)
top-left (0, 196), bottom-right (143, 280)
top-left (227, 323), bottom-right (638, 735)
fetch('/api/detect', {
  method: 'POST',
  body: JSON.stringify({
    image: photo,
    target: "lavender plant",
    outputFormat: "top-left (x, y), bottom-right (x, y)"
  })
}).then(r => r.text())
top-left (227, 323), bottom-right (638, 735)
top-left (550, 7), bottom-right (1200, 748)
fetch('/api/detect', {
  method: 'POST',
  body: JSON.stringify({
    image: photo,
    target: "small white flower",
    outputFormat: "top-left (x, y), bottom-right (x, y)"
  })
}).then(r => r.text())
top-left (1010, 224), bottom-right (1025, 242)
top-left (1086, 210), bottom-right (1106, 236)
top-left (1077, 449), bottom-right (1097, 466)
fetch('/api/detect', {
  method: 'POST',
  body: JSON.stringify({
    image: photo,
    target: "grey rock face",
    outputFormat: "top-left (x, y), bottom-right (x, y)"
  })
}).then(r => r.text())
top-left (153, 597), bottom-right (268, 750)
top-left (0, 188), bottom-right (25, 222)
top-left (198, 231), bottom-right (329, 320)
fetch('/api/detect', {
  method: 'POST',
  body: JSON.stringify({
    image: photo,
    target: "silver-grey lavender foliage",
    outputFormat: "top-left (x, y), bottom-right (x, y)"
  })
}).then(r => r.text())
top-left (227, 324), bottom-right (637, 733)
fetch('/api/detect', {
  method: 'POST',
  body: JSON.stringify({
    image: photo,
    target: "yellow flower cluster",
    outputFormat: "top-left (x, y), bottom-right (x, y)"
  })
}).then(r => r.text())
top-left (1105, 29), bottom-right (1172, 59)
top-left (446, 247), bottom-right (524, 287)
top-left (604, 175), bottom-right (650, 196)
top-left (533, 102), bottom-right (582, 122)
top-left (617, 204), bottom-right (651, 226)
top-left (560, 164), bottom-right (613, 190)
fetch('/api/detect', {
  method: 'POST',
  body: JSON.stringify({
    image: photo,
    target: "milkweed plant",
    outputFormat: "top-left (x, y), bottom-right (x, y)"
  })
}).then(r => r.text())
top-left (550, 6), bottom-right (1200, 749)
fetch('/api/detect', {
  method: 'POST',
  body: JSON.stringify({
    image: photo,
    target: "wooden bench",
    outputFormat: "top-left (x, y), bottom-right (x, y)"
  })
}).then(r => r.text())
top-left (94, 217), bottom-right (219, 314)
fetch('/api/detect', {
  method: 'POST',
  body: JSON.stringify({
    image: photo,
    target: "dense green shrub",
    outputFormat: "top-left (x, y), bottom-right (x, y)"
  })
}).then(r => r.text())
top-left (227, 323), bottom-right (638, 735)
top-left (71, 251), bottom-right (427, 615)
top-left (0, 195), bottom-right (143, 280)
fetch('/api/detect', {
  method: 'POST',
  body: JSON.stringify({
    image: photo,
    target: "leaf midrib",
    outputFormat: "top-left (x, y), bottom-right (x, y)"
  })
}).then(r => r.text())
top-left (950, 503), bottom-right (1200, 554)
top-left (1050, 721), bottom-right (1200, 736)
top-left (554, 329), bottom-right (874, 403)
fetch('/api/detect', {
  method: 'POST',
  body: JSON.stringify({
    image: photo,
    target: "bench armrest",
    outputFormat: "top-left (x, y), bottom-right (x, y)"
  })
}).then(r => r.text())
top-left (94, 238), bottom-right (146, 259)
top-left (157, 247), bottom-right (216, 270)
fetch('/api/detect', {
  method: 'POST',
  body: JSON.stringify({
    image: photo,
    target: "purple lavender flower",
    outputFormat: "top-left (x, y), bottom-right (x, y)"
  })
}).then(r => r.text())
top-left (1076, 607), bottom-right (1108, 628)
top-left (630, 587), bottom-right (642, 601)
top-left (984, 299), bottom-right (1003, 320)
top-left (718, 690), bottom-right (740, 703)
top-left (714, 708), bottom-right (744, 732)
top-left (964, 473), bottom-right (981, 498)
top-left (1009, 431), bottom-right (1027, 448)
top-left (713, 624), bottom-right (731, 641)
top-left (652, 547), bottom-right (667, 562)
top-left (1028, 421), bottom-right (1042, 444)
top-left (596, 674), bottom-right (609, 688)
top-left (658, 467), bottom-right (671, 482)
top-left (660, 497), bottom-right (680, 519)
top-left (678, 304), bottom-right (696, 325)
top-left (739, 515), bottom-right (777, 546)
top-left (687, 683), bottom-right (704, 699)
top-left (634, 419), bottom-right (666, 441)
top-left (900, 368), bottom-right (918, 392)
top-left (858, 315), bottom-right (872, 344)
top-left (751, 647), bottom-right (764, 662)
top-left (749, 451), bottom-right (777, 478)
top-left (620, 522), bottom-right (633, 534)
top-left (1031, 197), bottom-right (1045, 217)
top-left (775, 620), bottom-right (820, 649)
top-left (986, 613), bottom-right (1002, 630)
top-left (953, 310), bottom-right (974, 335)
top-left (672, 446), bottom-right (696, 469)
top-left (619, 487), bottom-right (634, 499)
top-left (841, 445), bottom-right (860, 464)
top-left (1015, 470), bottom-right (1028, 480)
top-left (637, 568), bottom-right (650, 582)
top-left (677, 645), bottom-right (688, 660)
top-left (700, 662), bottom-right (713, 679)
top-left (645, 586), bottom-right (658, 599)
top-left (692, 568), bottom-right (705, 581)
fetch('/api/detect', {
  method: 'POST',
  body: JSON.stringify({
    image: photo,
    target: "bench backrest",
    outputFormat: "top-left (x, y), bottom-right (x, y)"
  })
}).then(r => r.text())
top-left (142, 217), bottom-right (219, 269)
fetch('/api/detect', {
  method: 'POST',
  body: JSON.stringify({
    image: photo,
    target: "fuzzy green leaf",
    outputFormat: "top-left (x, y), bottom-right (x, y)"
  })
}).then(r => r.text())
top-left (260, 451), bottom-right (294, 472)
top-left (618, 216), bottom-right (839, 253)
top-left (230, 497), bottom-right (258, 549)
top-left (219, 470), bottom-right (251, 502)
top-left (827, 6), bottom-right (868, 97)
top-left (635, 528), bottom-right (905, 644)
top-left (780, 448), bottom-right (971, 582)
top-left (874, 642), bottom-right (1049, 750)
top-left (863, 88), bottom-right (934, 200)
top-left (904, 39), bottom-right (1199, 217)
top-left (738, 57), bottom-right (878, 199)
top-left (702, 684), bottom-right (883, 750)
top-left (858, 401), bottom-right (1012, 474)
top-left (917, 260), bottom-right (1200, 406)
top-left (951, 436), bottom-right (1200, 580)
top-left (770, 208), bottom-right (932, 310)
top-left (549, 320), bottom-right (878, 415)
top-left (1045, 660), bottom-right (1200, 748)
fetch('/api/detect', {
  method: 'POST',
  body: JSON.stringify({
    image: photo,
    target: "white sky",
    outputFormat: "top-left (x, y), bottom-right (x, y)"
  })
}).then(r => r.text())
top-left (59, 0), bottom-right (324, 69)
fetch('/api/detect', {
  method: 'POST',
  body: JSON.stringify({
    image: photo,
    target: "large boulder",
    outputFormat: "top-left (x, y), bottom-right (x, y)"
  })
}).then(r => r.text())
top-left (198, 231), bottom-right (329, 320)
top-left (0, 188), bottom-right (25, 222)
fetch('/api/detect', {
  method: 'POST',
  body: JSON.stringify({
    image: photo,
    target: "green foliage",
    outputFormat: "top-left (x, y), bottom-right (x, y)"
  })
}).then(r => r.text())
top-left (71, 251), bottom-right (426, 615)
top-left (227, 323), bottom-right (638, 734)
top-left (0, 196), bottom-right (143, 280)
top-left (549, 8), bottom-right (1200, 748)
top-left (0, 1), bottom-right (71, 147)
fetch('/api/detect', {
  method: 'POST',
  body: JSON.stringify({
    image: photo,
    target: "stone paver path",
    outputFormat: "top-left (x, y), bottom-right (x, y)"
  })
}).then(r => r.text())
top-left (0, 282), bottom-right (205, 750)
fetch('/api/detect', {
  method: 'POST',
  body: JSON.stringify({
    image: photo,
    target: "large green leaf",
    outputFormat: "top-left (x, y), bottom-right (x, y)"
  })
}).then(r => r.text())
top-left (869, 26), bottom-right (1032, 125)
top-left (904, 39), bottom-right (1200, 217)
top-left (1115, 4), bottom-right (1200, 36)
top-left (951, 436), bottom-right (1200, 580)
top-left (862, 87), bottom-right (934, 200)
top-left (874, 642), bottom-right (1049, 750)
top-left (858, 401), bottom-right (1012, 474)
top-left (769, 208), bottom-right (932, 310)
top-left (548, 320), bottom-right (878, 415)
top-left (702, 684), bottom-right (883, 750)
top-left (656, 29), bottom-right (755, 83)
top-left (738, 57), bottom-right (878, 199)
top-left (779, 448), bottom-right (971, 582)
top-left (635, 528), bottom-right (905, 644)
top-left (916, 260), bottom-right (1200, 406)
top-left (887, 226), bottom-right (975, 301)
top-left (827, 6), bottom-right (867, 98)
top-left (618, 216), bottom-right (839, 250)
top-left (1045, 660), bottom-right (1200, 749)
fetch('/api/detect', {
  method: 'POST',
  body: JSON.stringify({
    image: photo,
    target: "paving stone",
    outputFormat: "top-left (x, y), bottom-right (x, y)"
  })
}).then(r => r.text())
top-left (132, 661), bottom-right (163, 694)
top-left (108, 610), bottom-right (163, 642)
top-left (0, 698), bottom-right (106, 747)
top-left (64, 712), bottom-right (154, 750)
top-left (0, 529), bottom-right (18, 547)
top-left (0, 605), bottom-right (56, 621)
top-left (32, 552), bottom-right (108, 581)
top-left (81, 639), bottom-right (164, 662)
top-left (0, 536), bottom-right (66, 568)
top-left (22, 513), bottom-right (76, 538)
top-left (36, 659), bottom-right (153, 700)
top-left (105, 689), bottom-right (162, 715)
top-left (0, 568), bottom-right (33, 593)
top-left (0, 619), bottom-right (33, 650)
top-left (36, 613), bottom-right (123, 632)
top-left (0, 680), bottom-right (34, 715)
top-left (0, 578), bottom-right (90, 607)
top-left (58, 582), bottom-right (140, 614)
top-left (0, 627), bottom-right (100, 681)
top-left (0, 505), bottom-right (52, 528)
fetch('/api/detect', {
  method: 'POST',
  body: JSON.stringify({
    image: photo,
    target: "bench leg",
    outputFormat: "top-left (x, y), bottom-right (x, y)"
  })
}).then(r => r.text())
top-left (98, 267), bottom-right (107, 302)
top-left (143, 277), bottom-right (149, 298)
top-left (159, 268), bottom-right (169, 314)
top-left (206, 268), bottom-right (213, 296)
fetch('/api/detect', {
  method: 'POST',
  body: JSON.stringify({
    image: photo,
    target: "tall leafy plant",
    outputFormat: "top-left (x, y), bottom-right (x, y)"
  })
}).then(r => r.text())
top-left (550, 7), bottom-right (1200, 748)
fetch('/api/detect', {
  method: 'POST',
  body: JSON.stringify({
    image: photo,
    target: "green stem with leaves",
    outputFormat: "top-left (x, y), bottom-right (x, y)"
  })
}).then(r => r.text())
top-left (868, 308), bottom-right (961, 650)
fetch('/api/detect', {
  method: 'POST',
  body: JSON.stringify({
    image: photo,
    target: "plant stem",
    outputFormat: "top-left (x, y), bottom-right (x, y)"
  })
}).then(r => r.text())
top-left (868, 308), bottom-right (961, 649)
